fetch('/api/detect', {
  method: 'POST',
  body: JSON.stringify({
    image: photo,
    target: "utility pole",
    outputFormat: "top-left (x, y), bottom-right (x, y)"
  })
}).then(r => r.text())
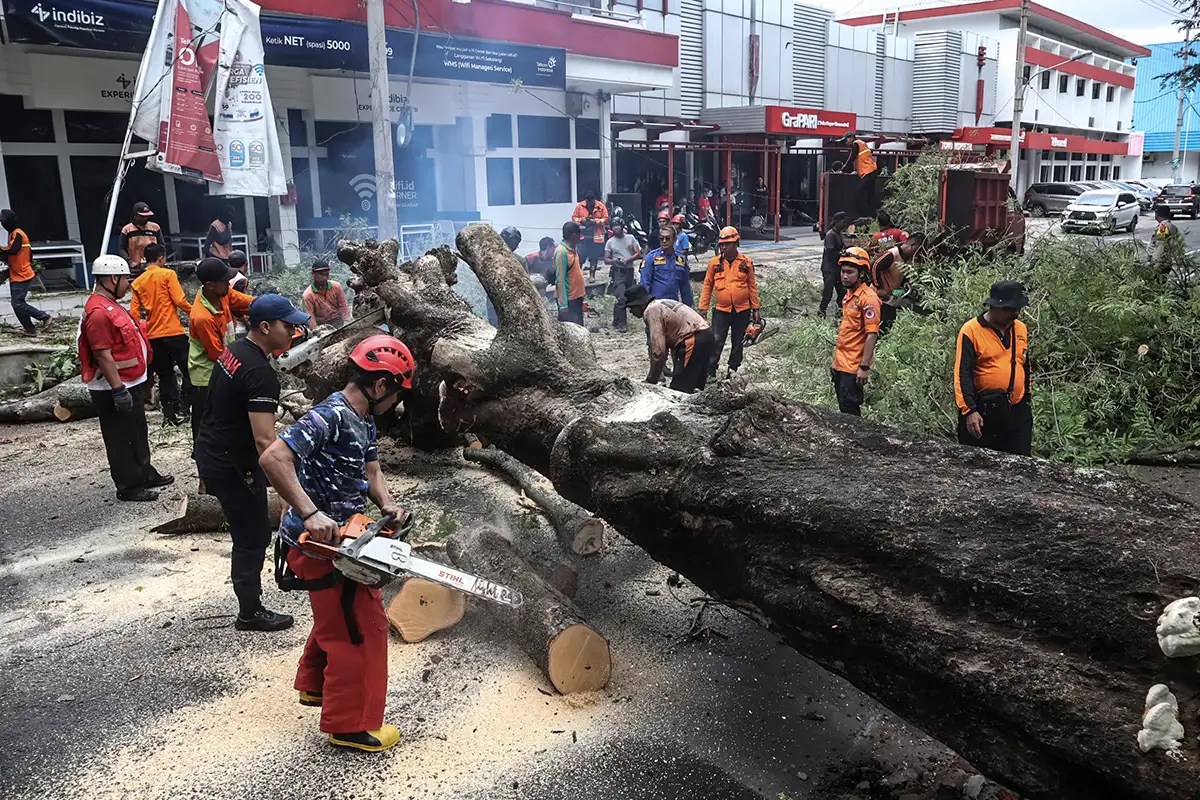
top-left (1009, 0), bottom-right (1030, 191)
top-left (368, 0), bottom-right (398, 241)
top-left (1172, 27), bottom-right (1191, 184)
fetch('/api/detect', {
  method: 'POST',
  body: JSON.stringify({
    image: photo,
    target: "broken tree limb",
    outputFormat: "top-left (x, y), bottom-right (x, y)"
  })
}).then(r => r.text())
top-left (150, 491), bottom-right (284, 535)
top-left (336, 228), bottom-right (1200, 799)
top-left (1128, 441), bottom-right (1200, 467)
top-left (447, 527), bottom-right (610, 694)
top-left (463, 446), bottom-right (604, 555)
top-left (386, 577), bottom-right (466, 643)
top-left (0, 382), bottom-right (94, 423)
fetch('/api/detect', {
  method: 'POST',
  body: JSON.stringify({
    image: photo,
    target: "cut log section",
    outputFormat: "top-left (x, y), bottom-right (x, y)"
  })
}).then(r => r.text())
top-left (463, 446), bottom-right (604, 556)
top-left (386, 577), bottom-right (466, 643)
top-left (0, 382), bottom-right (95, 423)
top-left (448, 527), bottom-right (611, 694)
top-left (151, 491), bottom-right (284, 535)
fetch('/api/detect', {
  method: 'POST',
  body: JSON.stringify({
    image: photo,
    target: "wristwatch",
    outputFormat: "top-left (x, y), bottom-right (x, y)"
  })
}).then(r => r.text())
top-left (859, 364), bottom-right (871, 371)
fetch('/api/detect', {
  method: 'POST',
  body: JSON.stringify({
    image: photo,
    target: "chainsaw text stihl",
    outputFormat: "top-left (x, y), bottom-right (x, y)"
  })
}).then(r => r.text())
top-left (298, 514), bottom-right (524, 609)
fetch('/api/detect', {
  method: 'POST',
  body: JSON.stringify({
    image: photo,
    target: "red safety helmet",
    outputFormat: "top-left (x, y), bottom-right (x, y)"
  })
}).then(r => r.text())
top-left (350, 334), bottom-right (415, 389)
top-left (672, 214), bottom-right (685, 224)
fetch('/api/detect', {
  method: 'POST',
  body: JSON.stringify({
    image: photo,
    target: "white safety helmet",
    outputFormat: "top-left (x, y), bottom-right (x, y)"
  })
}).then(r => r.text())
top-left (92, 254), bottom-right (131, 276)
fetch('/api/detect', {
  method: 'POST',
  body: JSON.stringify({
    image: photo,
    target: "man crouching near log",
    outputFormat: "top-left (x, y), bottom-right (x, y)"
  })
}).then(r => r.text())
top-left (625, 284), bottom-right (714, 394)
top-left (260, 334), bottom-right (415, 752)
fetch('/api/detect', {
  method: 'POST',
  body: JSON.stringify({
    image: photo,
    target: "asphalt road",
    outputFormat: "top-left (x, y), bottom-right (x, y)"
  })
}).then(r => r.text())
top-left (1026, 211), bottom-right (1200, 250)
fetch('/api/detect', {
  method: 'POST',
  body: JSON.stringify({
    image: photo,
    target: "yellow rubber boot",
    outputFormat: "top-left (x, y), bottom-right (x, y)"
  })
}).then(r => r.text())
top-left (298, 691), bottom-right (323, 707)
top-left (329, 725), bottom-right (400, 752)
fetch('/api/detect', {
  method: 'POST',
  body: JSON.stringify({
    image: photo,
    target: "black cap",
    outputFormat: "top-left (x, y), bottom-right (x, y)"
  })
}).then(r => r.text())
top-left (984, 280), bottom-right (1029, 310)
top-left (197, 257), bottom-right (238, 284)
top-left (311, 258), bottom-right (331, 272)
top-left (840, 131), bottom-right (856, 141)
top-left (624, 284), bottom-right (652, 308)
top-left (133, 201), bottom-right (154, 217)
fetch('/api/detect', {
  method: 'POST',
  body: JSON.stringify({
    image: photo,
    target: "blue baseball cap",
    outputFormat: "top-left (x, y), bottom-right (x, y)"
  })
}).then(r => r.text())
top-left (249, 294), bottom-right (310, 326)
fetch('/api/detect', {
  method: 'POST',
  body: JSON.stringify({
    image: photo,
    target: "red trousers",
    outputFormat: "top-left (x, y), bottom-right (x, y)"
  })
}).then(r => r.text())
top-left (287, 549), bottom-right (389, 734)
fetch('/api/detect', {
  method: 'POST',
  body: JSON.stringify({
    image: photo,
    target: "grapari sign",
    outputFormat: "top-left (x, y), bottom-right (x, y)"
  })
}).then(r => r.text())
top-left (764, 106), bottom-right (857, 138)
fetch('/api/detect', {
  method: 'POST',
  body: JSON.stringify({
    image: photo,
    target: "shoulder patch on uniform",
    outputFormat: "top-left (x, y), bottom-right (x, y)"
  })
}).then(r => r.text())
top-left (864, 306), bottom-right (876, 320)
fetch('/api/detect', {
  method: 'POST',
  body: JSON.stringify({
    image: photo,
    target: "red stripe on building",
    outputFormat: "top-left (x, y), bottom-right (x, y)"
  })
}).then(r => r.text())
top-left (258, 0), bottom-right (679, 67)
top-left (951, 126), bottom-right (1130, 155)
top-left (1024, 47), bottom-right (1134, 89)
top-left (839, 1), bottom-right (1151, 58)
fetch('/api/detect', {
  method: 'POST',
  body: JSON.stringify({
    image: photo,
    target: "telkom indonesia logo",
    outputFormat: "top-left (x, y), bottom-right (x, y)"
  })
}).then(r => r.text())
top-left (350, 174), bottom-right (377, 211)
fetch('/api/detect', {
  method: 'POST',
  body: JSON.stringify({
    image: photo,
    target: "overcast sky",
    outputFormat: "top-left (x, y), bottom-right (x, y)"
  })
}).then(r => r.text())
top-left (830, 0), bottom-right (1186, 47)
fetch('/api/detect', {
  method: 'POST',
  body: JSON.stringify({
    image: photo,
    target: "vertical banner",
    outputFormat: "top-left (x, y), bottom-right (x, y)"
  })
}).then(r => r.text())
top-left (130, 0), bottom-right (177, 144)
top-left (153, 0), bottom-right (223, 182)
top-left (211, 0), bottom-right (286, 197)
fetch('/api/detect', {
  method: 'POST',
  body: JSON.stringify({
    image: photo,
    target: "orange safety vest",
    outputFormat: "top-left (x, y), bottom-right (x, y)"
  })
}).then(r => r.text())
top-left (853, 141), bottom-right (878, 178)
top-left (5, 228), bottom-right (34, 282)
top-left (78, 294), bottom-right (152, 385)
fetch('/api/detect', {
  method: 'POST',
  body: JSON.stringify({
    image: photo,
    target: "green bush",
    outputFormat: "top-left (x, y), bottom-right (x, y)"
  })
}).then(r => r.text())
top-left (763, 238), bottom-right (1200, 464)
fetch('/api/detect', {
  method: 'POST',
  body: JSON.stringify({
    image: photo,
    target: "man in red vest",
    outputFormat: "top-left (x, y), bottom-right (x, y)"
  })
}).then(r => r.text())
top-left (78, 254), bottom-right (173, 502)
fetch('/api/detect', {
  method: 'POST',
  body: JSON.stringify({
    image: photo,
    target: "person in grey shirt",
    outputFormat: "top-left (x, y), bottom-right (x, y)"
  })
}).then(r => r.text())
top-left (604, 220), bottom-right (642, 332)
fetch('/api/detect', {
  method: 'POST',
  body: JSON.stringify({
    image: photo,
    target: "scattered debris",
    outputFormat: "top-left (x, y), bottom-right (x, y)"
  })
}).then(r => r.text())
top-left (1138, 684), bottom-right (1185, 755)
top-left (1156, 597), bottom-right (1200, 658)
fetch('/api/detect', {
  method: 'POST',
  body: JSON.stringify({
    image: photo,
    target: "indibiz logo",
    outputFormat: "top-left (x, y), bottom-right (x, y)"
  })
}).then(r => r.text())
top-left (31, 3), bottom-right (105, 27)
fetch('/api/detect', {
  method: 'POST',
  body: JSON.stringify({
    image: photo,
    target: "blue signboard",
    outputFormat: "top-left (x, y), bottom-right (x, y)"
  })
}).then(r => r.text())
top-left (3, 0), bottom-right (567, 89)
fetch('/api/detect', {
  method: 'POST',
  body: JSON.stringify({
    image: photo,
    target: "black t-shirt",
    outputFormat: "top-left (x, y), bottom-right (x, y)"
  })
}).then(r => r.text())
top-left (822, 229), bottom-right (844, 273)
top-left (195, 337), bottom-right (280, 476)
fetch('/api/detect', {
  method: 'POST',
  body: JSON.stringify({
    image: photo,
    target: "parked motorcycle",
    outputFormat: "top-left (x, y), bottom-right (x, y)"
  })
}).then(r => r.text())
top-left (683, 209), bottom-right (718, 257)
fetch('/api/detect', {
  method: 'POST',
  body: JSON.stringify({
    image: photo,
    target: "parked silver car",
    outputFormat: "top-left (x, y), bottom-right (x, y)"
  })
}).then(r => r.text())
top-left (1023, 182), bottom-right (1085, 216)
top-left (1061, 190), bottom-right (1140, 234)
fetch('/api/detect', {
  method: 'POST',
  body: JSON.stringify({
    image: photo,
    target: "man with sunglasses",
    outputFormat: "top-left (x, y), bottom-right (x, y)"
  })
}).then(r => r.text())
top-left (195, 294), bottom-right (309, 632)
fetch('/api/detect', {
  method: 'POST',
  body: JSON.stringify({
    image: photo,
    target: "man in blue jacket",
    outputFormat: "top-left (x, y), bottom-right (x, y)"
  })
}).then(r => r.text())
top-left (640, 227), bottom-right (693, 306)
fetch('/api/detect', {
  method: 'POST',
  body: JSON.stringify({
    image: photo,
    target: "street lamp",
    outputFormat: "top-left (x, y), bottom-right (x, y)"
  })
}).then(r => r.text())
top-left (1010, 49), bottom-right (1093, 185)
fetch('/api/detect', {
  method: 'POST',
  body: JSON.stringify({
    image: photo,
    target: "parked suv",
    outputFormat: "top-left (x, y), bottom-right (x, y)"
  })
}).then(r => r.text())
top-left (1154, 184), bottom-right (1200, 219)
top-left (1023, 183), bottom-right (1085, 216)
top-left (1062, 190), bottom-right (1140, 235)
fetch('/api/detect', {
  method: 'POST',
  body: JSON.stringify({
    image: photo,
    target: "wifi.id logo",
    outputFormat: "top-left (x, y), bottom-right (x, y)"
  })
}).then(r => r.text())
top-left (350, 173), bottom-right (377, 211)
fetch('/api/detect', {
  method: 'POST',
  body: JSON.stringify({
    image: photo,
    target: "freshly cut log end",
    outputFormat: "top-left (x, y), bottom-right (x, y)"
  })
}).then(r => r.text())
top-left (150, 491), bottom-right (284, 535)
top-left (547, 623), bottom-right (612, 694)
top-left (0, 382), bottom-right (95, 424)
top-left (386, 578), bottom-right (466, 643)
top-left (568, 520), bottom-right (605, 557)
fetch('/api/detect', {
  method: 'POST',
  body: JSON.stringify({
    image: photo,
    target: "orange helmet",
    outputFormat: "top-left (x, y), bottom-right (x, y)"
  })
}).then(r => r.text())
top-left (672, 213), bottom-right (686, 224)
top-left (838, 246), bottom-right (871, 269)
top-left (718, 226), bottom-right (740, 244)
top-left (350, 335), bottom-right (415, 389)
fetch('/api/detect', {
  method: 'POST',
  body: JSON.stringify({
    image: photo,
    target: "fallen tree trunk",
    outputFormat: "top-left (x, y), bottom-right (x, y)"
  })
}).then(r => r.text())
top-left (447, 527), bottom-right (610, 694)
top-left (329, 229), bottom-right (1200, 799)
top-left (1128, 440), bottom-right (1200, 467)
top-left (151, 491), bottom-right (284, 535)
top-left (463, 446), bottom-right (604, 555)
top-left (0, 382), bottom-right (95, 423)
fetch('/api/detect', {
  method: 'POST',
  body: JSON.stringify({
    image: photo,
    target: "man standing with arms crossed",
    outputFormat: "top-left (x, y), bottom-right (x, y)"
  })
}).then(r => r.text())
top-left (130, 243), bottom-right (193, 425)
top-left (195, 294), bottom-right (309, 632)
top-left (261, 335), bottom-right (415, 753)
top-left (830, 247), bottom-right (880, 417)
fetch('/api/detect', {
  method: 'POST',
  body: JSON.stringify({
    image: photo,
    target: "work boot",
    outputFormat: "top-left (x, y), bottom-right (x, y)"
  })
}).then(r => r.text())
top-left (117, 488), bottom-right (159, 502)
top-left (329, 725), bottom-right (400, 753)
top-left (144, 473), bottom-right (175, 489)
top-left (235, 608), bottom-right (294, 632)
top-left (299, 691), bottom-right (323, 707)
top-left (40, 316), bottom-right (54, 333)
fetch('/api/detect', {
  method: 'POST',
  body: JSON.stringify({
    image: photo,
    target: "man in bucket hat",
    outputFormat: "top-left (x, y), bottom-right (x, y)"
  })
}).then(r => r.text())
top-left (953, 280), bottom-right (1032, 456)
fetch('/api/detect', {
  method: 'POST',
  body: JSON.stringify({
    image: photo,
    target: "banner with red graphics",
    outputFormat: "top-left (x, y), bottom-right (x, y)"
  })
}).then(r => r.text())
top-left (764, 106), bottom-right (857, 138)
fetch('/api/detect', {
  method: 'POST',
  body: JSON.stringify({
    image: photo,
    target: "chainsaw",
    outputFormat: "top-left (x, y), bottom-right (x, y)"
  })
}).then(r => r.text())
top-left (743, 315), bottom-right (776, 346)
top-left (298, 513), bottom-right (524, 609)
top-left (273, 306), bottom-right (388, 372)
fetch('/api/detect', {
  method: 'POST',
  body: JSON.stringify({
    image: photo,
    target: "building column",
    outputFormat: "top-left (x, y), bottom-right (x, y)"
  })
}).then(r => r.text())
top-left (164, 175), bottom-right (181, 234)
top-left (599, 91), bottom-right (613, 198)
top-left (270, 112), bottom-right (301, 268)
top-left (0, 139), bottom-right (10, 211)
top-left (52, 110), bottom-right (81, 241)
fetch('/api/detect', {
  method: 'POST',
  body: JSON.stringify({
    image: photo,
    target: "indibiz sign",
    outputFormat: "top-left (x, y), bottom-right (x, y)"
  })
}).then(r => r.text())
top-left (764, 106), bottom-right (856, 138)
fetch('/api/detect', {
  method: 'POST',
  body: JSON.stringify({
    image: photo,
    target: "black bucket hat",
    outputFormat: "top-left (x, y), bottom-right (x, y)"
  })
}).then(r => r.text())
top-left (624, 284), bottom-right (652, 309)
top-left (984, 280), bottom-right (1029, 309)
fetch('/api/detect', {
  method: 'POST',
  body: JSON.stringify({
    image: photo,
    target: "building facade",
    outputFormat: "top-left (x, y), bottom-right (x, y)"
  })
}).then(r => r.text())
top-left (1132, 41), bottom-right (1199, 184)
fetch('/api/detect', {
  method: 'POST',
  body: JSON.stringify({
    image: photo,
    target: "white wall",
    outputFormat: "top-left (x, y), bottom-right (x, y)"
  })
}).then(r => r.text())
top-left (1140, 153), bottom-right (1200, 183)
top-left (700, 0), bottom-right (794, 109)
top-left (611, 6), bottom-right (684, 117)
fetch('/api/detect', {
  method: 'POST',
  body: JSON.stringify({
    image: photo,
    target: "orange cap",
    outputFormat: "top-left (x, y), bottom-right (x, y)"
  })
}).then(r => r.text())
top-left (718, 226), bottom-right (740, 244)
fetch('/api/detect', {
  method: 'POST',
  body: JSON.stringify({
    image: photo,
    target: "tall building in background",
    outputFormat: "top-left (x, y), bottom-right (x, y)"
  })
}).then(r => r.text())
top-left (1132, 41), bottom-right (1200, 184)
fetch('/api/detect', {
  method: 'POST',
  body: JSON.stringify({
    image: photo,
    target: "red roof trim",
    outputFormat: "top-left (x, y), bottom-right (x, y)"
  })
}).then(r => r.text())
top-left (1025, 46), bottom-right (1135, 89)
top-left (839, 1), bottom-right (1152, 58)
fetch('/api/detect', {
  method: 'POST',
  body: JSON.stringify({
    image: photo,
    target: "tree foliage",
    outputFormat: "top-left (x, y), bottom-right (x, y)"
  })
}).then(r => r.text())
top-left (1156, 0), bottom-right (1200, 91)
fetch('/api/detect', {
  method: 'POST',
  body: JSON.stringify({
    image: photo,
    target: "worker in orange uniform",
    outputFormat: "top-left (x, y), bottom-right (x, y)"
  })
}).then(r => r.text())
top-left (0, 209), bottom-right (53, 336)
top-left (830, 247), bottom-right (880, 416)
top-left (303, 259), bottom-right (350, 328)
top-left (870, 233), bottom-right (924, 334)
top-left (130, 242), bottom-right (194, 425)
top-left (554, 221), bottom-right (586, 324)
top-left (699, 226), bottom-right (760, 379)
top-left (261, 335), bottom-right (414, 753)
top-left (840, 132), bottom-right (880, 218)
top-left (188, 258), bottom-right (255, 453)
top-left (571, 189), bottom-right (609, 280)
top-left (954, 281), bottom-right (1032, 456)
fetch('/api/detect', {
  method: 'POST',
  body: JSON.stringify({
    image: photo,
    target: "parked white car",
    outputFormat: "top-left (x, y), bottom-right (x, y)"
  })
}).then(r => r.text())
top-left (1061, 190), bottom-right (1140, 235)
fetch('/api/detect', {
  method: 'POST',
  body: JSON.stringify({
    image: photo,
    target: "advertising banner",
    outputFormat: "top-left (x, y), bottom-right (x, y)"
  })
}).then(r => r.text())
top-left (153, 0), bottom-right (223, 182)
top-left (210, 0), bottom-right (286, 197)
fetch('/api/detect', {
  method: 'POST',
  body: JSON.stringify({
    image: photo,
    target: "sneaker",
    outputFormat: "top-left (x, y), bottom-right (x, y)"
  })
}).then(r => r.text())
top-left (299, 691), bottom-right (323, 707)
top-left (40, 316), bottom-right (54, 333)
top-left (235, 608), bottom-right (294, 632)
top-left (329, 725), bottom-right (400, 752)
top-left (144, 473), bottom-right (175, 489)
top-left (117, 488), bottom-right (159, 502)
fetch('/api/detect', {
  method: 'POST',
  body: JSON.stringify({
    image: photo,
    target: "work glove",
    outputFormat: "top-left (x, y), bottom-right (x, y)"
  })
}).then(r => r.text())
top-left (113, 386), bottom-right (134, 412)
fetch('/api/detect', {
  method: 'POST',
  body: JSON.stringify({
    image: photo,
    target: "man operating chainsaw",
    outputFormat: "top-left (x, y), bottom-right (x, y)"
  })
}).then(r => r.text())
top-left (260, 334), bottom-right (415, 753)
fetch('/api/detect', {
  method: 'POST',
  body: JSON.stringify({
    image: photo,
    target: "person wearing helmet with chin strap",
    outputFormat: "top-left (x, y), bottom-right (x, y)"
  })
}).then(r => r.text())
top-left (699, 227), bottom-right (760, 379)
top-left (79, 254), bottom-right (174, 501)
top-left (831, 247), bottom-right (881, 416)
top-left (260, 335), bottom-right (415, 753)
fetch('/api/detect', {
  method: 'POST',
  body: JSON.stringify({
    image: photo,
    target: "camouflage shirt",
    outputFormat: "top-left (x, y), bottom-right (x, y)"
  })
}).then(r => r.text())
top-left (278, 392), bottom-right (379, 548)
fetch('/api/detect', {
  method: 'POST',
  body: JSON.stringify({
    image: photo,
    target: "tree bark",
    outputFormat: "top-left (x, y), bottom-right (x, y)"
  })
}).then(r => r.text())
top-left (334, 229), bottom-right (1200, 799)
top-left (150, 491), bottom-right (284, 535)
top-left (0, 382), bottom-right (95, 423)
top-left (463, 446), bottom-right (604, 555)
top-left (447, 527), bottom-right (611, 694)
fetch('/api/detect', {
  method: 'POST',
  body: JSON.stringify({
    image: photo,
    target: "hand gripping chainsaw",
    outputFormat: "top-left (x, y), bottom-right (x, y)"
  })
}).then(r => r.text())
top-left (298, 513), bottom-right (524, 609)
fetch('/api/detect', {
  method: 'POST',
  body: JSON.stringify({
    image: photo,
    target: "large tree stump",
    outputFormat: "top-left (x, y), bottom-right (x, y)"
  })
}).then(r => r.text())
top-left (463, 446), bottom-right (604, 555)
top-left (150, 491), bottom-right (284, 535)
top-left (386, 577), bottom-right (466, 643)
top-left (0, 382), bottom-right (95, 423)
top-left (447, 527), bottom-right (611, 694)
top-left (329, 227), bottom-right (1200, 799)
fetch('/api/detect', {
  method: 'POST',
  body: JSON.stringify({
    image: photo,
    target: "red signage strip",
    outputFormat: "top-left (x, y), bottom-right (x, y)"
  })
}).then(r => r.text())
top-left (764, 106), bottom-right (856, 138)
top-left (1024, 47), bottom-right (1134, 90)
top-left (259, 0), bottom-right (678, 68)
top-left (951, 127), bottom-right (1129, 155)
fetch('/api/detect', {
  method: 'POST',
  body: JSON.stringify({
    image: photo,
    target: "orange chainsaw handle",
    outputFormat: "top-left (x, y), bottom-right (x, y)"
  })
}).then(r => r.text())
top-left (296, 513), bottom-right (394, 558)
